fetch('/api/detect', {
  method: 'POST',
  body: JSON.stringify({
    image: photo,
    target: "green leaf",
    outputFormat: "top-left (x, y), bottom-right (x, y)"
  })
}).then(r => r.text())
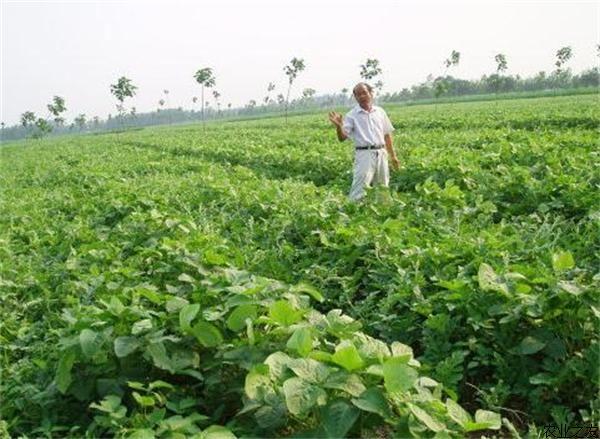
top-left (529, 373), bottom-right (553, 385)
top-left (200, 425), bottom-right (236, 439)
top-left (446, 398), bottom-right (471, 428)
top-left (166, 296), bottom-right (189, 313)
top-left (114, 336), bottom-right (140, 358)
top-left (552, 251), bottom-right (575, 272)
top-left (472, 410), bottom-right (501, 430)
top-left (390, 341), bottom-right (414, 360)
top-left (55, 350), bottom-right (76, 394)
top-left (245, 366), bottom-right (273, 400)
top-left (332, 342), bottom-right (364, 372)
top-left (92, 394), bottom-right (123, 411)
top-left (132, 391), bottom-right (155, 407)
top-left (323, 371), bottom-right (366, 397)
top-left (132, 319), bottom-right (153, 335)
top-left (179, 303), bottom-right (200, 333)
top-left (286, 327), bottom-right (313, 357)
top-left (321, 399), bottom-right (359, 438)
top-left (288, 358), bottom-right (331, 384)
top-left (138, 288), bottom-right (162, 305)
top-left (226, 304), bottom-right (257, 332)
top-left (269, 300), bottom-right (302, 326)
top-left (282, 377), bottom-right (327, 416)
top-left (109, 296), bottom-right (125, 315)
top-left (178, 273), bottom-right (196, 283)
top-left (264, 351), bottom-right (292, 381)
top-left (408, 403), bottom-right (445, 432)
top-left (351, 388), bottom-right (392, 419)
top-left (79, 329), bottom-right (100, 359)
top-left (203, 249), bottom-right (227, 266)
top-left (147, 342), bottom-right (173, 373)
top-left (190, 321), bottom-right (223, 347)
top-left (291, 282), bottom-right (324, 303)
top-left (354, 333), bottom-right (390, 360)
top-left (383, 357), bottom-right (417, 394)
top-left (519, 336), bottom-right (546, 355)
top-left (254, 402), bottom-right (287, 429)
top-left (129, 429), bottom-right (155, 439)
top-left (557, 281), bottom-right (582, 296)
top-left (478, 263), bottom-right (509, 295)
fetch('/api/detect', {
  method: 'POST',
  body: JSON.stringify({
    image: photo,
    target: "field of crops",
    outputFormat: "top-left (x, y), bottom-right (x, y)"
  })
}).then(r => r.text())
top-left (1, 94), bottom-right (598, 438)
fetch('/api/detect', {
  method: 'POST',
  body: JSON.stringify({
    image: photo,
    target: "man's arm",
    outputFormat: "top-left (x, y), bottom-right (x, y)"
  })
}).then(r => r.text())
top-left (328, 111), bottom-right (348, 142)
top-left (384, 133), bottom-right (400, 170)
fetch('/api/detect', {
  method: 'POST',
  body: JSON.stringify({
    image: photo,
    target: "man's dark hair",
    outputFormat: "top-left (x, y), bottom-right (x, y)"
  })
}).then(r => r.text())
top-left (353, 82), bottom-right (373, 96)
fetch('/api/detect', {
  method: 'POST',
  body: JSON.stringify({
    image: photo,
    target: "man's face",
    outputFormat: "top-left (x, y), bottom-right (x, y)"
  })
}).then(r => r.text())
top-left (353, 85), bottom-right (372, 108)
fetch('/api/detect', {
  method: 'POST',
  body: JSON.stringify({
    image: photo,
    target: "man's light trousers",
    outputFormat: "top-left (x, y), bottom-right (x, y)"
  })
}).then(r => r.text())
top-left (349, 149), bottom-right (390, 200)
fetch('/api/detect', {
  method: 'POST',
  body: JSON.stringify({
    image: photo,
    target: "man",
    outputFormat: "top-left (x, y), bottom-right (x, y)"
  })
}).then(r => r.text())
top-left (328, 82), bottom-right (400, 200)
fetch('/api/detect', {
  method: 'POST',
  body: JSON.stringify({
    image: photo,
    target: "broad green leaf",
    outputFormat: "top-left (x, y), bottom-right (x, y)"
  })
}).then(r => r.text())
top-left (557, 281), bottom-right (582, 295)
top-left (390, 341), bottom-right (414, 359)
top-left (446, 398), bottom-right (471, 428)
top-left (354, 333), bottom-right (390, 360)
top-left (323, 371), bottom-right (366, 397)
top-left (383, 357), bottom-right (417, 394)
top-left (200, 425), bottom-right (236, 439)
top-left (132, 391), bottom-right (155, 407)
top-left (149, 380), bottom-right (175, 391)
top-left (321, 399), bottom-right (359, 438)
top-left (129, 429), bottom-right (155, 439)
top-left (138, 287), bottom-right (162, 305)
top-left (90, 394), bottom-right (125, 414)
top-left (351, 388), bottom-right (392, 419)
top-left (552, 251), bottom-right (575, 272)
top-left (519, 336), bottom-right (546, 355)
top-left (114, 336), bottom-right (140, 358)
top-left (269, 300), bottom-right (302, 326)
top-left (264, 351), bottom-right (292, 381)
top-left (170, 348), bottom-right (199, 370)
top-left (472, 409), bottom-right (501, 430)
top-left (332, 342), bottom-right (364, 372)
top-left (286, 327), bottom-right (313, 357)
top-left (245, 365), bottom-right (272, 400)
top-left (254, 403), bottom-right (287, 429)
top-left (177, 273), bottom-right (195, 283)
top-left (408, 403), bottom-right (445, 432)
top-left (109, 296), bottom-right (125, 315)
top-left (79, 329), bottom-right (100, 359)
top-left (132, 319), bottom-right (153, 335)
top-left (288, 358), bottom-right (330, 384)
top-left (282, 377), bottom-right (327, 416)
top-left (290, 282), bottom-right (324, 303)
top-left (226, 304), bottom-right (257, 332)
top-left (478, 263), bottom-right (509, 295)
top-left (179, 303), bottom-right (200, 333)
top-left (325, 309), bottom-right (362, 338)
top-left (55, 350), bottom-right (76, 394)
top-left (190, 321), bottom-right (223, 347)
top-left (529, 373), bottom-right (553, 385)
top-left (166, 296), bottom-right (189, 313)
top-left (147, 342), bottom-right (173, 373)
top-left (204, 249), bottom-right (227, 266)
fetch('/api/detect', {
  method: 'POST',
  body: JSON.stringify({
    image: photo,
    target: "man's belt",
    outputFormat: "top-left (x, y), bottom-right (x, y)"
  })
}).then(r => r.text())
top-left (356, 145), bottom-right (384, 150)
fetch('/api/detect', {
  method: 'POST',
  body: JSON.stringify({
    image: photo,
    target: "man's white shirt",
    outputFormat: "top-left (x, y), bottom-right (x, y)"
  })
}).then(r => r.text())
top-left (342, 105), bottom-right (394, 147)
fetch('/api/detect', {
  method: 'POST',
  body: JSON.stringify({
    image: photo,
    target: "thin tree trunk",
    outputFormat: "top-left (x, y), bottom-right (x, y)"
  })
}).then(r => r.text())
top-left (285, 82), bottom-right (292, 125)
top-left (202, 86), bottom-right (205, 132)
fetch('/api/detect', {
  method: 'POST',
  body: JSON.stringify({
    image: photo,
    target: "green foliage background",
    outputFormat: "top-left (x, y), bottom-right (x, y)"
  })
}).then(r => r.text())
top-left (1, 94), bottom-right (598, 437)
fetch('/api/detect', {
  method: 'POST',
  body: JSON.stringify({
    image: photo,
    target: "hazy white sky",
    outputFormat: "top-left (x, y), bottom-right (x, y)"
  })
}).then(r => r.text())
top-left (1, 0), bottom-right (598, 125)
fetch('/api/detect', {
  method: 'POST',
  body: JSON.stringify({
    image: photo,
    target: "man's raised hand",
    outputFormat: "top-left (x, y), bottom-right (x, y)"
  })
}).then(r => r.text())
top-left (328, 111), bottom-right (343, 127)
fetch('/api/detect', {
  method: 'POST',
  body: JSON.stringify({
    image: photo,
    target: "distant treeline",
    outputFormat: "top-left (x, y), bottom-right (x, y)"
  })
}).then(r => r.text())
top-left (2, 67), bottom-right (598, 142)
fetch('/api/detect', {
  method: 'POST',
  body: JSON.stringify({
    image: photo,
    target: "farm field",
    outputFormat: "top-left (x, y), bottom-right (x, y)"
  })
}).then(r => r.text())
top-left (1, 94), bottom-right (598, 437)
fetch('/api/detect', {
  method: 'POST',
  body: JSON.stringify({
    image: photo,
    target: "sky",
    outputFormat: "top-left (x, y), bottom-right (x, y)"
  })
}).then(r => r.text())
top-left (1, 0), bottom-right (598, 125)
